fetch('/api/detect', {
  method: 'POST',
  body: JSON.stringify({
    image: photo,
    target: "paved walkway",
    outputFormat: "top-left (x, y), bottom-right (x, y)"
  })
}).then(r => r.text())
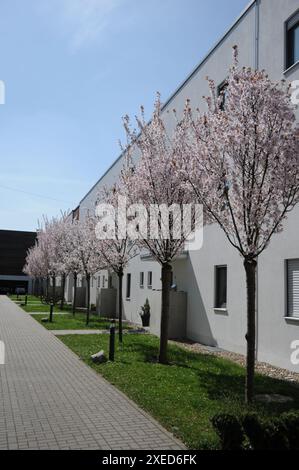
top-left (0, 296), bottom-right (184, 450)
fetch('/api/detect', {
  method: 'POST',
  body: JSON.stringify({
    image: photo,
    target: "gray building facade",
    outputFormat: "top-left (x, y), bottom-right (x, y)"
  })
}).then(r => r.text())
top-left (67, 0), bottom-right (299, 372)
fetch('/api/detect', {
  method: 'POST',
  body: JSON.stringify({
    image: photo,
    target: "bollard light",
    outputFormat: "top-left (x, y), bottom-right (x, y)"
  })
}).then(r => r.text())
top-left (49, 303), bottom-right (54, 323)
top-left (109, 320), bottom-right (116, 361)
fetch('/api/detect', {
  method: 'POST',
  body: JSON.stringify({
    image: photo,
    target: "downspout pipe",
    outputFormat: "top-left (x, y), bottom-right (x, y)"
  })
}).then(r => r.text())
top-left (254, 0), bottom-right (260, 70)
top-left (255, 0), bottom-right (260, 361)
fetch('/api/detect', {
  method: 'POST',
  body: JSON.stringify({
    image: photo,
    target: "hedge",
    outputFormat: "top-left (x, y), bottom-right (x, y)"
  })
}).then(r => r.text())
top-left (211, 411), bottom-right (299, 450)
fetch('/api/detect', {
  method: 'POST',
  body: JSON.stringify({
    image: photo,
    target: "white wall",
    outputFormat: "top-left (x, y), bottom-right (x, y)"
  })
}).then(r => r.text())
top-left (72, 0), bottom-right (299, 372)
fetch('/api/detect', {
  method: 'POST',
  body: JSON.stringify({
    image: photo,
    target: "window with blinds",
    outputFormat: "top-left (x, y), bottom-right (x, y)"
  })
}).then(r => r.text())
top-left (286, 10), bottom-right (299, 69)
top-left (287, 259), bottom-right (299, 317)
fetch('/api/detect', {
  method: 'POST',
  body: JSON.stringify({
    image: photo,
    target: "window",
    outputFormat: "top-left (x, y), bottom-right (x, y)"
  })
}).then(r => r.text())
top-left (102, 275), bottom-right (105, 288)
top-left (126, 273), bottom-right (131, 299)
top-left (217, 80), bottom-right (228, 110)
top-left (108, 275), bottom-right (112, 288)
top-left (98, 276), bottom-right (101, 288)
top-left (147, 271), bottom-right (152, 289)
top-left (215, 266), bottom-right (227, 309)
top-left (140, 272), bottom-right (144, 288)
top-left (286, 11), bottom-right (299, 69)
top-left (286, 259), bottom-right (299, 317)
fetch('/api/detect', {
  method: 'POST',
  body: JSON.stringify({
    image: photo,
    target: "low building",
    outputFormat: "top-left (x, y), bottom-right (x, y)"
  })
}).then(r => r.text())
top-left (0, 230), bottom-right (36, 294)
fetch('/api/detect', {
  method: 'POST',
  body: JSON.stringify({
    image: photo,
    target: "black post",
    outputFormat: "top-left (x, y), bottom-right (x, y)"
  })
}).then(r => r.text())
top-left (25, 295), bottom-right (28, 306)
top-left (86, 274), bottom-right (91, 326)
top-left (118, 270), bottom-right (123, 343)
top-left (49, 303), bottom-right (54, 323)
top-left (60, 273), bottom-right (66, 311)
top-left (73, 272), bottom-right (77, 316)
top-left (52, 276), bottom-right (56, 304)
top-left (109, 321), bottom-right (115, 361)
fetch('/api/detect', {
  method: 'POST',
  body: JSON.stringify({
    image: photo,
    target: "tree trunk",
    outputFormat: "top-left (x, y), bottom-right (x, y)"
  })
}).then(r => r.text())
top-left (72, 272), bottom-right (77, 316)
top-left (40, 277), bottom-right (44, 298)
top-left (244, 258), bottom-right (257, 404)
top-left (159, 263), bottom-right (172, 364)
top-left (52, 275), bottom-right (56, 304)
top-left (46, 276), bottom-right (49, 298)
top-left (60, 273), bottom-right (66, 310)
top-left (49, 303), bottom-right (54, 323)
top-left (118, 270), bottom-right (123, 343)
top-left (86, 274), bottom-right (91, 326)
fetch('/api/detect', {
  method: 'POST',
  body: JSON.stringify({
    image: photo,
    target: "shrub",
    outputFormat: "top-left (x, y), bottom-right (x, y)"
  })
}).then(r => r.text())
top-left (280, 411), bottom-right (299, 450)
top-left (211, 414), bottom-right (245, 450)
top-left (213, 411), bottom-right (299, 450)
top-left (140, 298), bottom-right (150, 327)
top-left (243, 413), bottom-right (290, 450)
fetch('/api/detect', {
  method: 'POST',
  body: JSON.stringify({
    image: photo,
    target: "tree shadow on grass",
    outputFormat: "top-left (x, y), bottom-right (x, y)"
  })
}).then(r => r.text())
top-left (122, 337), bottom-right (299, 412)
top-left (122, 336), bottom-right (205, 365)
top-left (192, 367), bottom-right (299, 415)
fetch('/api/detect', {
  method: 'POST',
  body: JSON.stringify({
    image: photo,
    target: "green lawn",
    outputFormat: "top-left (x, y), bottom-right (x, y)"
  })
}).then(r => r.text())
top-left (21, 303), bottom-right (74, 313)
top-left (9, 294), bottom-right (72, 313)
top-left (59, 333), bottom-right (299, 449)
top-left (9, 294), bottom-right (40, 302)
top-left (31, 313), bottom-right (130, 330)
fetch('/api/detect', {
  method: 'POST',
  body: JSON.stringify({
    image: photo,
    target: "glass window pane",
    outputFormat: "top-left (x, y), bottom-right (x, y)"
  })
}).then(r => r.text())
top-left (126, 273), bottom-right (131, 298)
top-left (287, 21), bottom-right (299, 68)
top-left (215, 266), bottom-right (227, 308)
top-left (294, 25), bottom-right (299, 63)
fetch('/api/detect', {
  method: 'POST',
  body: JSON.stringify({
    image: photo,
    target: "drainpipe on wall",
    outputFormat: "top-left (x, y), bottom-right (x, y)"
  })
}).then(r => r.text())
top-left (255, 0), bottom-right (260, 361)
top-left (254, 0), bottom-right (260, 70)
top-left (255, 259), bottom-right (259, 360)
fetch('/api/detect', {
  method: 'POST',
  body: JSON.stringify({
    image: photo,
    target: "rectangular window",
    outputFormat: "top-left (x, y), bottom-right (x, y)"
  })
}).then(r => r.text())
top-left (217, 79), bottom-right (228, 110)
top-left (287, 259), bottom-right (299, 317)
top-left (215, 266), bottom-right (227, 309)
top-left (102, 275), bottom-right (105, 288)
top-left (140, 272), bottom-right (144, 288)
top-left (147, 271), bottom-right (152, 289)
top-left (98, 276), bottom-right (101, 288)
top-left (126, 273), bottom-right (131, 299)
top-left (286, 11), bottom-right (299, 69)
top-left (108, 275), bottom-right (112, 288)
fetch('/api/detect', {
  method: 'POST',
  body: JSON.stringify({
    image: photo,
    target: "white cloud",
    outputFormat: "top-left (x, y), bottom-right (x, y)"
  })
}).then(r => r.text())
top-left (41, 0), bottom-right (123, 51)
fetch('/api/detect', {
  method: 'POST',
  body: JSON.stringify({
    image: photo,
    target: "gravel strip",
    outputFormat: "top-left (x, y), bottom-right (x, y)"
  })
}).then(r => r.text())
top-left (171, 339), bottom-right (299, 384)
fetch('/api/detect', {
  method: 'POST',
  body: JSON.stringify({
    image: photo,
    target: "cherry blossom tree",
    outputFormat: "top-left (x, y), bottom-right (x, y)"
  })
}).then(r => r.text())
top-left (61, 220), bottom-right (83, 316)
top-left (120, 95), bottom-right (199, 363)
top-left (45, 214), bottom-right (70, 310)
top-left (36, 224), bottom-right (53, 301)
top-left (96, 183), bottom-right (138, 343)
top-left (24, 215), bottom-right (72, 319)
top-left (23, 243), bottom-right (48, 297)
top-left (70, 216), bottom-right (105, 325)
top-left (176, 48), bottom-right (299, 402)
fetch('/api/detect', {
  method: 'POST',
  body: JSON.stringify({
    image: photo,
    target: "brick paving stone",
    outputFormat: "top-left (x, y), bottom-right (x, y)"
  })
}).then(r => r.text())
top-left (0, 296), bottom-right (184, 450)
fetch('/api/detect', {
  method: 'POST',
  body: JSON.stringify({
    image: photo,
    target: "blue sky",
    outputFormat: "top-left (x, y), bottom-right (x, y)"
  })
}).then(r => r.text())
top-left (0, 0), bottom-right (249, 231)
